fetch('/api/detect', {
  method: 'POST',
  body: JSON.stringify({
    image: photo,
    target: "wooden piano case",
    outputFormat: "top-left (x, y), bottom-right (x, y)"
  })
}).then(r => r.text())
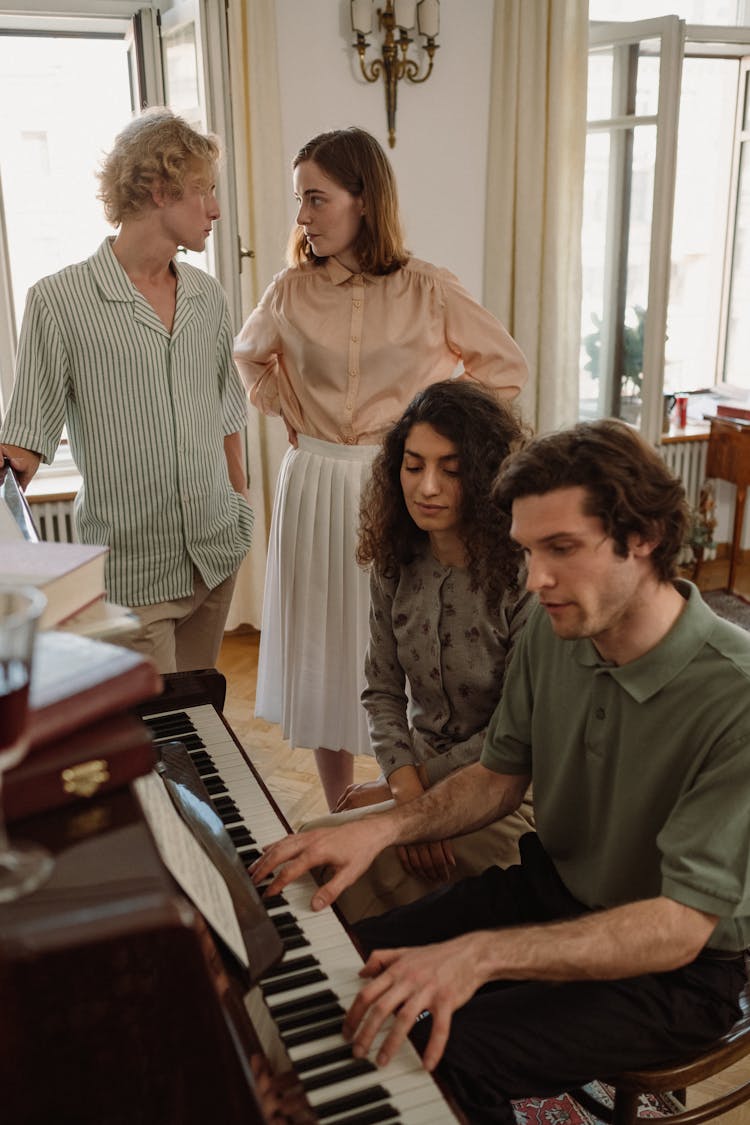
top-left (0, 784), bottom-right (269, 1125)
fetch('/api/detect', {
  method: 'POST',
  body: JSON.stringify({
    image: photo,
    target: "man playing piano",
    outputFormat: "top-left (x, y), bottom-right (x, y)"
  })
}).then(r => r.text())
top-left (0, 108), bottom-right (253, 673)
top-left (252, 418), bottom-right (750, 1125)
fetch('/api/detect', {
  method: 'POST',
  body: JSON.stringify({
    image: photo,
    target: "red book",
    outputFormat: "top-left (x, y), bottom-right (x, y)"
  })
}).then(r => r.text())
top-left (5, 711), bottom-right (156, 823)
top-left (28, 630), bottom-right (162, 749)
top-left (716, 403), bottom-right (750, 423)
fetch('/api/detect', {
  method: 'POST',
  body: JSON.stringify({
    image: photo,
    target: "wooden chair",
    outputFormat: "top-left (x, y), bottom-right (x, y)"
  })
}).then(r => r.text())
top-left (574, 975), bottom-right (750, 1125)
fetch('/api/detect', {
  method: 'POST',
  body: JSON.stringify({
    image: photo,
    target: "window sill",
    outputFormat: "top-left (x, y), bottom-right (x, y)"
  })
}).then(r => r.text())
top-left (26, 471), bottom-right (81, 504)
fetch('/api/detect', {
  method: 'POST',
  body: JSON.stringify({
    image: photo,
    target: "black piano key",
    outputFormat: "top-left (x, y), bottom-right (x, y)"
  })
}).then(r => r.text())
top-left (144, 712), bottom-right (195, 735)
top-left (192, 759), bottom-right (218, 777)
top-left (262, 954), bottom-right (319, 980)
top-left (237, 847), bottom-right (262, 865)
top-left (282, 934), bottom-right (310, 952)
top-left (269, 912), bottom-right (297, 928)
top-left (215, 808), bottom-right (242, 827)
top-left (324, 1105), bottom-right (400, 1125)
top-left (211, 795), bottom-right (240, 815)
top-left (294, 1043), bottom-right (355, 1074)
top-left (277, 927), bottom-right (305, 944)
top-left (274, 1001), bottom-right (344, 1034)
top-left (314, 1084), bottom-right (392, 1120)
top-left (281, 1016), bottom-right (345, 1048)
top-left (201, 776), bottom-right (228, 796)
top-left (226, 826), bottom-right (255, 846)
top-left (273, 920), bottom-right (304, 937)
top-left (260, 893), bottom-right (288, 911)
top-left (302, 1058), bottom-right (376, 1093)
top-left (160, 732), bottom-right (205, 751)
top-left (261, 968), bottom-right (327, 997)
top-left (269, 988), bottom-right (339, 1019)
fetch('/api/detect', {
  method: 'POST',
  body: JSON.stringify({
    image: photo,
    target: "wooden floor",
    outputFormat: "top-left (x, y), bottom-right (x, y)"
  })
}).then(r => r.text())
top-left (216, 554), bottom-right (750, 1124)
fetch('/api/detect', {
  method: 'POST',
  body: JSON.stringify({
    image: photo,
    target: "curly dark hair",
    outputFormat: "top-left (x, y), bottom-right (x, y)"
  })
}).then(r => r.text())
top-left (358, 381), bottom-right (529, 609)
top-left (493, 418), bottom-right (690, 581)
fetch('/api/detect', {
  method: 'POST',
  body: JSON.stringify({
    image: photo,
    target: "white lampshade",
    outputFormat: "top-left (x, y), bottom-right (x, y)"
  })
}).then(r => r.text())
top-left (394, 0), bottom-right (416, 30)
top-left (417, 0), bottom-right (439, 38)
top-left (351, 0), bottom-right (373, 34)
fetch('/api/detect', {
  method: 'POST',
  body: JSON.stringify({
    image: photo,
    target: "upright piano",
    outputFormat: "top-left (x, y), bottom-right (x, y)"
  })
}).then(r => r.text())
top-left (0, 670), bottom-right (461, 1125)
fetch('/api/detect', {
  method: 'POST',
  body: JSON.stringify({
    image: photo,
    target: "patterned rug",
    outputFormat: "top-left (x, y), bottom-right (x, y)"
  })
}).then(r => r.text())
top-left (513, 1080), bottom-right (682, 1125)
top-left (701, 588), bottom-right (750, 631)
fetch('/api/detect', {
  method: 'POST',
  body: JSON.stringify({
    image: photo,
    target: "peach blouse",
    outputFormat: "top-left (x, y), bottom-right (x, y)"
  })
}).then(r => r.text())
top-left (233, 256), bottom-right (527, 444)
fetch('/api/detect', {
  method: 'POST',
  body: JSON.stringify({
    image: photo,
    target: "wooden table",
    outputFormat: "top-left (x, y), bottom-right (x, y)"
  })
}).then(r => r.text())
top-left (706, 415), bottom-right (750, 594)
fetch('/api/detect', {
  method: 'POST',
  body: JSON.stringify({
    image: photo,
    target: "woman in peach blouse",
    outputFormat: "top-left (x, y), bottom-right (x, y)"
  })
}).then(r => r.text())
top-left (234, 127), bottom-right (527, 810)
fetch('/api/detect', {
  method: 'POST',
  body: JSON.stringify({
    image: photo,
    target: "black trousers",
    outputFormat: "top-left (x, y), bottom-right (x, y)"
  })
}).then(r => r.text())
top-left (353, 834), bottom-right (746, 1125)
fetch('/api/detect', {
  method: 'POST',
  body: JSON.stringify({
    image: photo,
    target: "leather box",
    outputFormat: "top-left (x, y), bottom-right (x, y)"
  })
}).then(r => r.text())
top-left (6, 711), bottom-right (156, 823)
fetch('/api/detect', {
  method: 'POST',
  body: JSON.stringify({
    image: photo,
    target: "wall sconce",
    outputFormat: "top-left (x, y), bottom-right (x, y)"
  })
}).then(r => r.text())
top-left (351, 0), bottom-right (440, 148)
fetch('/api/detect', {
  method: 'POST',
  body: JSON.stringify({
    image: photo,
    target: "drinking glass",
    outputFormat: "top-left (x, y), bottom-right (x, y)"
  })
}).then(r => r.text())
top-left (0, 585), bottom-right (53, 901)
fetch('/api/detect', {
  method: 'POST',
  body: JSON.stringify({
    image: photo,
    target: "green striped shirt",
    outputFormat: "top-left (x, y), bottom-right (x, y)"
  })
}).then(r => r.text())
top-left (0, 238), bottom-right (253, 606)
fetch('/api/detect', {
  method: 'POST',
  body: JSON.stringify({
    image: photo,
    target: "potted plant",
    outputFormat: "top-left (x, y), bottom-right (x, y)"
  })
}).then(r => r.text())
top-left (583, 306), bottom-right (646, 418)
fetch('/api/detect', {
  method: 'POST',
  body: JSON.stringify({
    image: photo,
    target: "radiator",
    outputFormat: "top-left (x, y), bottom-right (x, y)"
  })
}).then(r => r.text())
top-left (658, 438), bottom-right (708, 508)
top-left (29, 499), bottom-right (77, 543)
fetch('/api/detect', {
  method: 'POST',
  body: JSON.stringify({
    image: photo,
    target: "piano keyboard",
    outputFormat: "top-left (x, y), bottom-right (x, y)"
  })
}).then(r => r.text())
top-left (142, 703), bottom-right (459, 1125)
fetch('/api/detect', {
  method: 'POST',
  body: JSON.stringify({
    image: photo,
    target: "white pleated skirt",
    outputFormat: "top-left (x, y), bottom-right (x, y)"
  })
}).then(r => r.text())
top-left (255, 435), bottom-right (378, 756)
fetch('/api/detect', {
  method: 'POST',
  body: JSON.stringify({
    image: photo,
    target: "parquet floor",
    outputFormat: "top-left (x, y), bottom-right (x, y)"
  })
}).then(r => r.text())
top-left (216, 553), bottom-right (750, 1124)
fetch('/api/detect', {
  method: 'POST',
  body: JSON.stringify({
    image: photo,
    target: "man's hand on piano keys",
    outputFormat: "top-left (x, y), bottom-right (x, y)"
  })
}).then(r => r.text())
top-left (250, 820), bottom-right (388, 909)
top-left (344, 933), bottom-right (484, 1073)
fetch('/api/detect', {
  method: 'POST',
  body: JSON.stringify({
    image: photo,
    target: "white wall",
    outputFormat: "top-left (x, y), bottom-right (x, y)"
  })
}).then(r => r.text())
top-left (271, 0), bottom-right (495, 299)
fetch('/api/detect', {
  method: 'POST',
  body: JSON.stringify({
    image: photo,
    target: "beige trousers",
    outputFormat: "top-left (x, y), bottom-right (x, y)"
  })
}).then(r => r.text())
top-left (122, 569), bottom-right (237, 674)
top-left (302, 792), bottom-right (535, 926)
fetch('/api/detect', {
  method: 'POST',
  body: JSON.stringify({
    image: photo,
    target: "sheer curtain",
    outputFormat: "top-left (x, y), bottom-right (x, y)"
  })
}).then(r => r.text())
top-left (484, 0), bottom-right (589, 434)
top-left (224, 0), bottom-right (289, 631)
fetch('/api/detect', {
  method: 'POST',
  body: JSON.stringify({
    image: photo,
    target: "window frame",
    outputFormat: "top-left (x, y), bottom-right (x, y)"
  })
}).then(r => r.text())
top-left (584, 18), bottom-right (750, 442)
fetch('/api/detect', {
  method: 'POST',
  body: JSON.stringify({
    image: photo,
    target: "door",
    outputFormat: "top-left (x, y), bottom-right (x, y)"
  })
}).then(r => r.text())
top-left (582, 16), bottom-right (684, 444)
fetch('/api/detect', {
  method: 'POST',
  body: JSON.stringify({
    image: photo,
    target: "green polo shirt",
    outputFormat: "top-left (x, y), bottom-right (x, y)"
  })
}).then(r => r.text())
top-left (0, 239), bottom-right (253, 606)
top-left (481, 581), bottom-right (750, 951)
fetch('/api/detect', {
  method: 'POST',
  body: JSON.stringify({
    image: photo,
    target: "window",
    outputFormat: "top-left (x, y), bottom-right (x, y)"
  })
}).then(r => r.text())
top-left (0, 1), bottom-right (241, 480)
top-left (580, 2), bottom-right (750, 443)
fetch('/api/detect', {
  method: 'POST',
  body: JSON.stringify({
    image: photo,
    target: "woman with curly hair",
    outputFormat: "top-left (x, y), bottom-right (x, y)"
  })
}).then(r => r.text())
top-left (307, 380), bottom-right (535, 923)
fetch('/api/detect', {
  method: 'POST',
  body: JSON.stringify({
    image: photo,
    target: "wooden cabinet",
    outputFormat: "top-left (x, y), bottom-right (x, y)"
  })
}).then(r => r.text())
top-left (706, 417), bottom-right (750, 593)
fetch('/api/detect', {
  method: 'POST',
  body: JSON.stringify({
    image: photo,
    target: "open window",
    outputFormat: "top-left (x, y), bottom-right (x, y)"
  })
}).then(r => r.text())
top-left (0, 1), bottom-right (241, 456)
top-left (581, 13), bottom-right (750, 443)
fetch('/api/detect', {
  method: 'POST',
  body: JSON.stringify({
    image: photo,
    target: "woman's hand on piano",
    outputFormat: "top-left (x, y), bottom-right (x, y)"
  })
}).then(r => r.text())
top-left (250, 820), bottom-right (389, 909)
top-left (345, 933), bottom-right (484, 1072)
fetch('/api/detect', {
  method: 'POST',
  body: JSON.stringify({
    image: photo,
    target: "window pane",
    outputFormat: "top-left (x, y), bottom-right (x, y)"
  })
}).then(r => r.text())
top-left (724, 141), bottom-right (750, 389)
top-left (580, 131), bottom-right (611, 420)
top-left (588, 51), bottom-right (614, 119)
top-left (0, 35), bottom-right (131, 333)
top-left (666, 58), bottom-right (736, 394)
top-left (635, 51), bottom-right (660, 117)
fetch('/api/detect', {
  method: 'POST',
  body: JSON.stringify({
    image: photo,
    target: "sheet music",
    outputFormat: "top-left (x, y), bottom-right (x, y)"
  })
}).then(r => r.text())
top-left (134, 771), bottom-right (248, 967)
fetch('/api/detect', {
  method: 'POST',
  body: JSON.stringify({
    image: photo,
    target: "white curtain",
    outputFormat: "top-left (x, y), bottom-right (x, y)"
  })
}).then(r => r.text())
top-left (484, 0), bottom-right (589, 434)
top-left (224, 0), bottom-right (290, 631)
